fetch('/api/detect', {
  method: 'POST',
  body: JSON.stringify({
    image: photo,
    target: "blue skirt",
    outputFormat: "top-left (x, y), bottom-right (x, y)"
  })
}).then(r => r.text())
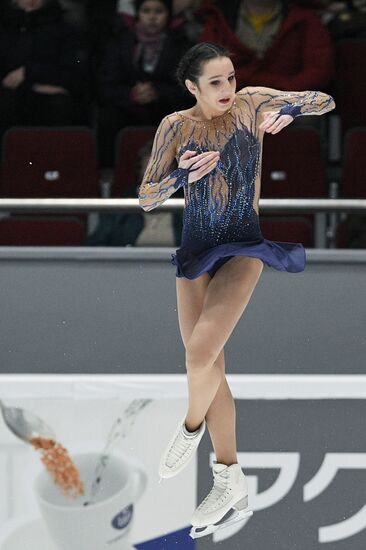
top-left (171, 238), bottom-right (306, 279)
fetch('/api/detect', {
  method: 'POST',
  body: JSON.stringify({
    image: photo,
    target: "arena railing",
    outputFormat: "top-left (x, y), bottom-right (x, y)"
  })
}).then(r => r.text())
top-left (0, 198), bottom-right (365, 248)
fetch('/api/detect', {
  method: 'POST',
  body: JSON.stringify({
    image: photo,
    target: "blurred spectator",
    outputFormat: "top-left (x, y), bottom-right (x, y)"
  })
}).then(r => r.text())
top-left (197, 0), bottom-right (333, 91)
top-left (0, 0), bottom-right (88, 145)
top-left (86, 0), bottom-right (206, 80)
top-left (306, 0), bottom-right (366, 39)
top-left (86, 0), bottom-right (205, 60)
top-left (118, 0), bottom-right (203, 22)
top-left (339, 214), bottom-right (366, 248)
top-left (86, 0), bottom-right (121, 67)
top-left (86, 139), bottom-right (183, 246)
top-left (59, 0), bottom-right (86, 27)
top-left (169, 0), bottom-right (210, 42)
top-left (118, 0), bottom-right (206, 39)
top-left (96, 0), bottom-right (192, 168)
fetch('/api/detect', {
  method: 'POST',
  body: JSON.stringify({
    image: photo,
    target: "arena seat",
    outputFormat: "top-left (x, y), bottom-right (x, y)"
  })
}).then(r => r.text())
top-left (261, 126), bottom-right (328, 244)
top-left (261, 126), bottom-right (327, 198)
top-left (0, 127), bottom-right (99, 197)
top-left (341, 127), bottom-right (366, 198)
top-left (334, 39), bottom-right (366, 135)
top-left (0, 216), bottom-right (86, 246)
top-left (259, 215), bottom-right (314, 247)
top-left (114, 126), bottom-right (156, 197)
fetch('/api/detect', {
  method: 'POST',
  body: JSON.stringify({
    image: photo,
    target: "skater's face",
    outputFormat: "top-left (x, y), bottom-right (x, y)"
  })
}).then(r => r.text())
top-left (137, 0), bottom-right (170, 34)
top-left (14, 0), bottom-right (44, 11)
top-left (185, 56), bottom-right (236, 114)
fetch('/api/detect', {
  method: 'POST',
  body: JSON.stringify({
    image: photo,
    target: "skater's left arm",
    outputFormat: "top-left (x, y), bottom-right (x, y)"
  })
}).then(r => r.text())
top-left (238, 86), bottom-right (336, 133)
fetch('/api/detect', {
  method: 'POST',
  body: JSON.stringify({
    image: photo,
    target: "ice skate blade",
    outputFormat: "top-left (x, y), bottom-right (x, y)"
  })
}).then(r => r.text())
top-left (189, 507), bottom-right (253, 539)
top-left (234, 495), bottom-right (249, 510)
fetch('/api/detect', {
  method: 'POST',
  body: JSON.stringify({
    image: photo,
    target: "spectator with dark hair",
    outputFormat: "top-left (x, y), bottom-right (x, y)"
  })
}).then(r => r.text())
top-left (108, 0), bottom-right (204, 27)
top-left (118, 0), bottom-right (206, 37)
top-left (96, 0), bottom-right (192, 167)
top-left (196, 0), bottom-right (333, 91)
top-left (86, 0), bottom-right (205, 73)
top-left (0, 0), bottom-right (88, 144)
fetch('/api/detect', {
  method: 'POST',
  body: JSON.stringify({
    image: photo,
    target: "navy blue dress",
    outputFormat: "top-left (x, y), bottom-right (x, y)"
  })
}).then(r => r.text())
top-left (138, 86), bottom-right (335, 279)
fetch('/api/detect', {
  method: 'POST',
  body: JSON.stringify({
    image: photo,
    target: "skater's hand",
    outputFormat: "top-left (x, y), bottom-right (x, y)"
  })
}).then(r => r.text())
top-left (2, 66), bottom-right (25, 89)
top-left (32, 84), bottom-right (68, 95)
top-left (259, 110), bottom-right (294, 134)
top-left (131, 82), bottom-right (158, 104)
top-left (178, 150), bottom-right (220, 184)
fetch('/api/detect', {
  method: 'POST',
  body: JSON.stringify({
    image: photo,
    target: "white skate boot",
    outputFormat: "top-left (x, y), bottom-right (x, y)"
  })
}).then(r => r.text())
top-left (189, 460), bottom-right (253, 539)
top-left (158, 414), bottom-right (206, 482)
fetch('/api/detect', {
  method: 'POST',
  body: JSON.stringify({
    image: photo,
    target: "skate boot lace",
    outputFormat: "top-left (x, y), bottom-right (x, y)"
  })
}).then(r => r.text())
top-left (198, 470), bottom-right (233, 512)
top-left (166, 432), bottom-right (194, 466)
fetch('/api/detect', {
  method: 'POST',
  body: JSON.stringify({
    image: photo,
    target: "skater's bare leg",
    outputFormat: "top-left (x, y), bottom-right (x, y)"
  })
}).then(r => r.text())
top-left (176, 273), bottom-right (237, 464)
top-left (182, 257), bottom-right (263, 428)
top-left (176, 273), bottom-right (236, 464)
top-left (204, 348), bottom-right (238, 466)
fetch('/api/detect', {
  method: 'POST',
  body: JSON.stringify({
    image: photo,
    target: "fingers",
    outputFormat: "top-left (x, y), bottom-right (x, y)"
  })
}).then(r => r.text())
top-left (260, 113), bottom-right (292, 133)
top-left (269, 119), bottom-right (287, 134)
top-left (181, 150), bottom-right (219, 162)
top-left (189, 156), bottom-right (219, 183)
top-left (181, 150), bottom-right (198, 159)
top-left (261, 115), bottom-right (280, 132)
top-left (179, 150), bottom-right (220, 177)
top-left (265, 117), bottom-right (288, 133)
top-left (188, 151), bottom-right (219, 170)
top-left (259, 112), bottom-right (279, 130)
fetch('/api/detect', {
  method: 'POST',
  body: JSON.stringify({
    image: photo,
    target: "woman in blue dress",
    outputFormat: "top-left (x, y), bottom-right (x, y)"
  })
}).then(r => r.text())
top-left (138, 42), bottom-right (335, 538)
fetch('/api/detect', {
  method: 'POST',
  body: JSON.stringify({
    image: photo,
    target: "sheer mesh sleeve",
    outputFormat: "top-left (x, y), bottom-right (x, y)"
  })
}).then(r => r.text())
top-left (238, 86), bottom-right (336, 127)
top-left (138, 115), bottom-right (189, 212)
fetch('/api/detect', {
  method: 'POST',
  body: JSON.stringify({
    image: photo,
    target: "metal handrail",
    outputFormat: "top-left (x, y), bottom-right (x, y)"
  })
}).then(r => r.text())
top-left (0, 198), bottom-right (365, 213)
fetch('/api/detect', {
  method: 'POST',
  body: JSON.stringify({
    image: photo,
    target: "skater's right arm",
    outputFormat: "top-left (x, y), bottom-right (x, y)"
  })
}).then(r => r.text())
top-left (138, 115), bottom-right (189, 212)
top-left (138, 116), bottom-right (220, 212)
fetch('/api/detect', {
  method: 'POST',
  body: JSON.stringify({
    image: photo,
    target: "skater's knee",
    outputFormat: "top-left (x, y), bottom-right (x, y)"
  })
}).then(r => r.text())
top-left (185, 343), bottom-right (217, 373)
top-left (214, 358), bottom-right (225, 378)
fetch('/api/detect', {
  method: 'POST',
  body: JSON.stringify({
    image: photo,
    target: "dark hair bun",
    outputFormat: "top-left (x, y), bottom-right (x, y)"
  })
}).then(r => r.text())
top-left (176, 42), bottom-right (232, 93)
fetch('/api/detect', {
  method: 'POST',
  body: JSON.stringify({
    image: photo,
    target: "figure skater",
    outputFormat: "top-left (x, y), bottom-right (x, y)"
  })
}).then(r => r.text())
top-left (138, 42), bottom-right (335, 539)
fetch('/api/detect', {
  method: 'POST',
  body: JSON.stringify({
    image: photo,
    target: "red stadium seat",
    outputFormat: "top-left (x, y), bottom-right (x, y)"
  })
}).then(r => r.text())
top-left (341, 128), bottom-right (366, 198)
top-left (260, 215), bottom-right (314, 247)
top-left (0, 127), bottom-right (99, 197)
top-left (0, 216), bottom-right (86, 245)
top-left (334, 40), bottom-right (366, 135)
top-left (260, 126), bottom-right (327, 244)
top-left (114, 126), bottom-right (156, 197)
top-left (261, 126), bottom-right (327, 198)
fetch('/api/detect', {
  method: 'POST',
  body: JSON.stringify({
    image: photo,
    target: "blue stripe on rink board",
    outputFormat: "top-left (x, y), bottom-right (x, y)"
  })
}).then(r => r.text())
top-left (135, 526), bottom-right (195, 548)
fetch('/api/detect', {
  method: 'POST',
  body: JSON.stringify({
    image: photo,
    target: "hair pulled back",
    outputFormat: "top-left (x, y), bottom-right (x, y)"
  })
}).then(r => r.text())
top-left (134, 0), bottom-right (173, 20)
top-left (175, 42), bottom-right (232, 94)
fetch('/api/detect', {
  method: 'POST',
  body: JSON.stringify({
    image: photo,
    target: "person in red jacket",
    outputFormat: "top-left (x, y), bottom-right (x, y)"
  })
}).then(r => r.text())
top-left (197, 0), bottom-right (334, 92)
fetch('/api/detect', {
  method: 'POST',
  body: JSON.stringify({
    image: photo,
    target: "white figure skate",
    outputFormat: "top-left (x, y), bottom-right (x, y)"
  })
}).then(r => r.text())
top-left (158, 414), bottom-right (206, 482)
top-left (189, 460), bottom-right (253, 539)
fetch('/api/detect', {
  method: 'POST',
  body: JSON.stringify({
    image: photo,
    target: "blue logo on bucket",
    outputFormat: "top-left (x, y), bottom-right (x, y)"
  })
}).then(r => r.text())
top-left (111, 504), bottom-right (133, 530)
